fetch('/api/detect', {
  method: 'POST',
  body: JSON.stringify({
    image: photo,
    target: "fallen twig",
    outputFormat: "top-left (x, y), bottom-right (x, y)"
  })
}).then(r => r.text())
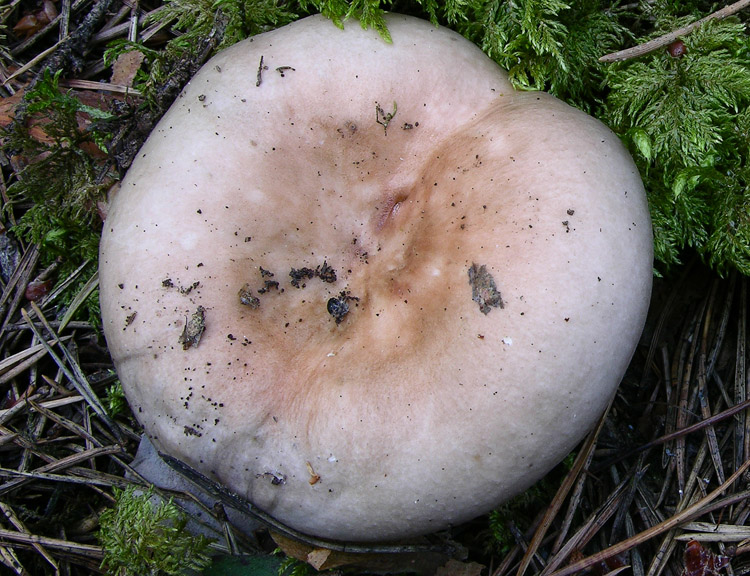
top-left (600, 0), bottom-right (750, 62)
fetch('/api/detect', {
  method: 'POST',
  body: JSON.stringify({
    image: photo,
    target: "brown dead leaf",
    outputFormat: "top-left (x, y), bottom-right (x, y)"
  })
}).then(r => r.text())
top-left (111, 51), bottom-right (145, 87)
top-left (0, 91), bottom-right (25, 129)
top-left (12, 0), bottom-right (57, 38)
top-left (306, 548), bottom-right (332, 570)
top-left (681, 541), bottom-right (731, 576)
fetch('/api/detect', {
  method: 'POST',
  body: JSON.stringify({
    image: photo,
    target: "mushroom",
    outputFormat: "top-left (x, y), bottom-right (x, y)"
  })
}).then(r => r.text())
top-left (99, 14), bottom-right (653, 541)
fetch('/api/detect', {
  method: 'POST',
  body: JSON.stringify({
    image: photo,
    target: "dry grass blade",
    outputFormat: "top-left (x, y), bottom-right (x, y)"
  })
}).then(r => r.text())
top-left (0, 336), bottom-right (72, 385)
top-left (597, 396), bottom-right (750, 468)
top-left (2, 41), bottom-right (62, 85)
top-left (0, 528), bottom-right (103, 559)
top-left (59, 78), bottom-right (142, 95)
top-left (512, 405), bottom-right (610, 576)
top-left (677, 523), bottom-right (750, 542)
top-left (0, 501), bottom-right (58, 573)
top-left (0, 444), bottom-right (123, 496)
top-left (0, 466), bottom-right (126, 487)
top-left (540, 479), bottom-right (630, 576)
top-left (0, 245), bottom-right (40, 333)
top-left (21, 306), bottom-right (123, 442)
top-left (697, 284), bottom-right (726, 484)
top-left (57, 270), bottom-right (97, 332)
top-left (737, 278), bottom-right (748, 470)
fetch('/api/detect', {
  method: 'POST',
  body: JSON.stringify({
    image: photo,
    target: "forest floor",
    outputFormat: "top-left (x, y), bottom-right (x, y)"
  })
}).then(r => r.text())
top-left (1, 1), bottom-right (750, 575)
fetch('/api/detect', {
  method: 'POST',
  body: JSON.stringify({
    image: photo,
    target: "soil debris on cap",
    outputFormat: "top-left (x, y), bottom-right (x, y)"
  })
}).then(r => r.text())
top-left (238, 283), bottom-right (260, 308)
top-left (290, 261), bottom-right (337, 288)
top-left (468, 263), bottom-right (504, 314)
top-left (178, 306), bottom-right (207, 349)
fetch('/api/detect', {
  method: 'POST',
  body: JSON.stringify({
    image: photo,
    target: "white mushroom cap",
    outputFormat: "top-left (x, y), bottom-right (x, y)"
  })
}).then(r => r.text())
top-left (99, 14), bottom-right (653, 541)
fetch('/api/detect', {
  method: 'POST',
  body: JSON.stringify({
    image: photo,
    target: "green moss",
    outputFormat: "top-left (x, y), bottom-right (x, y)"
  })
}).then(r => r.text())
top-left (4, 71), bottom-right (111, 267)
top-left (104, 381), bottom-right (128, 417)
top-left (3, 70), bottom-right (114, 322)
top-left (98, 486), bottom-right (213, 576)
top-left (603, 13), bottom-right (750, 274)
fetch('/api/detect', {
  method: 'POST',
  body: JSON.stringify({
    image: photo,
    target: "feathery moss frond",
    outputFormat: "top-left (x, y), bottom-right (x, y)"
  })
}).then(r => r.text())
top-left (604, 16), bottom-right (750, 274)
top-left (455, 1), bottom-right (629, 110)
top-left (98, 486), bottom-right (213, 576)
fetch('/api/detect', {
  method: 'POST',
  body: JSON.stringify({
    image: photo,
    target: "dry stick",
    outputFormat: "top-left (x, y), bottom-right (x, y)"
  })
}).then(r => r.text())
top-left (91, 6), bottom-right (165, 43)
top-left (9, 0), bottom-right (88, 56)
top-left (45, 0), bottom-right (114, 75)
top-left (0, 528), bottom-right (103, 560)
top-left (59, 0), bottom-right (71, 39)
top-left (547, 459), bottom-right (750, 576)
top-left (512, 403), bottom-right (610, 576)
top-left (599, 0), bottom-right (750, 62)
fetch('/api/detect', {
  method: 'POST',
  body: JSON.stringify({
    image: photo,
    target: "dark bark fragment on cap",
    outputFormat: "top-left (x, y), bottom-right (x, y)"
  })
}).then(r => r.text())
top-left (468, 263), bottom-right (504, 314)
top-left (178, 306), bottom-right (206, 349)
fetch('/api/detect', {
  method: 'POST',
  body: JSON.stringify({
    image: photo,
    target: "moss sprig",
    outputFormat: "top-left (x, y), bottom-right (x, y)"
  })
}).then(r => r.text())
top-left (98, 486), bottom-right (213, 576)
top-left (154, 0), bottom-right (299, 50)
